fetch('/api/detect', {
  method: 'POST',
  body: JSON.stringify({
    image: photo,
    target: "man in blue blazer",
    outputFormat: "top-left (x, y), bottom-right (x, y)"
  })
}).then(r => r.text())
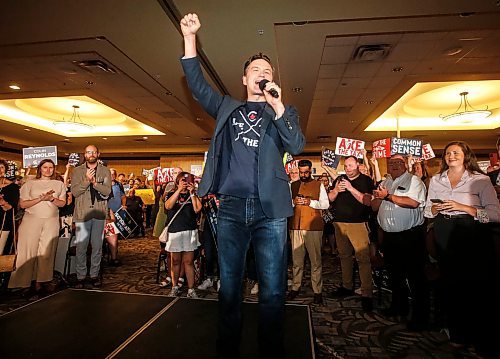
top-left (180, 13), bottom-right (305, 359)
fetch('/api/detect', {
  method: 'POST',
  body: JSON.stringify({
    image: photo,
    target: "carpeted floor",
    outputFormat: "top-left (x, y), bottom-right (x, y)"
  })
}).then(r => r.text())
top-left (0, 232), bottom-right (480, 358)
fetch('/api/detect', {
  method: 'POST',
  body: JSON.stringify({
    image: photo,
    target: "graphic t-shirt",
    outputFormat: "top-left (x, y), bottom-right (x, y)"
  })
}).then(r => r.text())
top-left (217, 101), bottom-right (265, 198)
top-left (165, 191), bottom-right (197, 233)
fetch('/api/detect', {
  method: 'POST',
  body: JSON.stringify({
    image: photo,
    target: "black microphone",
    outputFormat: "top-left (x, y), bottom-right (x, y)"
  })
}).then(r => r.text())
top-left (258, 79), bottom-right (279, 98)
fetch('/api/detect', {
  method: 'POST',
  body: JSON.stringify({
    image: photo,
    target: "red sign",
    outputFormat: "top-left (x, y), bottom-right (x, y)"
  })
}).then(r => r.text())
top-left (154, 168), bottom-right (176, 184)
top-left (335, 137), bottom-right (365, 159)
top-left (284, 160), bottom-right (299, 175)
top-left (421, 143), bottom-right (435, 160)
top-left (372, 138), bottom-right (391, 158)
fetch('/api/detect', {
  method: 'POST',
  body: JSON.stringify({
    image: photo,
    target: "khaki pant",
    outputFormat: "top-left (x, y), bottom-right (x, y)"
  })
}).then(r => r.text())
top-left (8, 213), bottom-right (60, 288)
top-left (333, 222), bottom-right (373, 297)
top-left (291, 230), bottom-right (323, 294)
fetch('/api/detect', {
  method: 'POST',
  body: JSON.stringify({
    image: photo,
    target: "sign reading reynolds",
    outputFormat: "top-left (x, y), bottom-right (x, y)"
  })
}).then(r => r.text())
top-left (23, 146), bottom-right (58, 168)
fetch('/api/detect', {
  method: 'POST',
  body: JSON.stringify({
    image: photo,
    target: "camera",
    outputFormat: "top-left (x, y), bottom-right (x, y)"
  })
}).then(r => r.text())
top-left (183, 173), bottom-right (195, 184)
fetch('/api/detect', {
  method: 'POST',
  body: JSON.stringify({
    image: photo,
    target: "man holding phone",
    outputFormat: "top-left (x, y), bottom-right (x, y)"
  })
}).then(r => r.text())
top-left (371, 154), bottom-right (429, 330)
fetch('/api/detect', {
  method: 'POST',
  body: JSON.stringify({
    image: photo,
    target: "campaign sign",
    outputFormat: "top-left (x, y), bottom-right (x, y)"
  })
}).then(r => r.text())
top-left (322, 147), bottom-right (341, 169)
top-left (135, 188), bottom-right (155, 205)
top-left (421, 143), bottom-right (436, 161)
top-left (68, 153), bottom-right (81, 167)
top-left (154, 168), bottom-right (176, 184)
top-left (335, 137), bottom-right (365, 159)
top-left (22, 146), bottom-right (58, 168)
top-left (391, 137), bottom-right (423, 157)
top-left (5, 161), bottom-right (18, 180)
top-left (113, 208), bottom-right (138, 239)
top-left (283, 152), bottom-right (294, 165)
top-left (284, 160), bottom-right (299, 175)
top-left (372, 138), bottom-right (391, 158)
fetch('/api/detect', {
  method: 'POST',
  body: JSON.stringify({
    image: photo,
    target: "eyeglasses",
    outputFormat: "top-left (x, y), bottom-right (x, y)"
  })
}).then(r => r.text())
top-left (243, 53), bottom-right (273, 73)
top-left (85, 150), bottom-right (98, 154)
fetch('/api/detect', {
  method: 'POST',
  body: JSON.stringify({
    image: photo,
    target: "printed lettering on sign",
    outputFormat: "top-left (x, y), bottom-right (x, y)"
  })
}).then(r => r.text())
top-left (22, 146), bottom-right (58, 168)
top-left (335, 137), bottom-right (365, 159)
top-left (372, 138), bottom-right (391, 158)
top-left (421, 143), bottom-right (435, 160)
top-left (154, 168), bottom-right (176, 184)
top-left (390, 137), bottom-right (423, 157)
top-left (322, 147), bottom-right (340, 169)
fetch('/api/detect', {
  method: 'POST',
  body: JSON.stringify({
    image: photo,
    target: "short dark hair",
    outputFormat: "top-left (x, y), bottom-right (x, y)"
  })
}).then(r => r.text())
top-left (243, 53), bottom-right (273, 74)
top-left (344, 156), bottom-right (360, 164)
top-left (0, 159), bottom-right (8, 170)
top-left (298, 159), bottom-right (312, 168)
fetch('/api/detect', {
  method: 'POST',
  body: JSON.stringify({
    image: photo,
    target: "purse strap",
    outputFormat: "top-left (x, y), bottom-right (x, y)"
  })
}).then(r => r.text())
top-left (0, 210), bottom-right (17, 255)
top-left (165, 197), bottom-right (192, 230)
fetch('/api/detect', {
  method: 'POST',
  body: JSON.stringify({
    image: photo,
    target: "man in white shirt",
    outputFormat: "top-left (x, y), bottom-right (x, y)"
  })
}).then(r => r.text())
top-left (371, 154), bottom-right (429, 331)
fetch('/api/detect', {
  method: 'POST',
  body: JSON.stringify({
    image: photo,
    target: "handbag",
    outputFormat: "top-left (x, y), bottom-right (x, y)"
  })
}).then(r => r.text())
top-left (158, 198), bottom-right (191, 244)
top-left (0, 210), bottom-right (17, 272)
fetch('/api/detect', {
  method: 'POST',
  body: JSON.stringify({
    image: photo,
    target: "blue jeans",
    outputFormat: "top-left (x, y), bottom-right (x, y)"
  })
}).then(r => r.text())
top-left (216, 195), bottom-right (287, 359)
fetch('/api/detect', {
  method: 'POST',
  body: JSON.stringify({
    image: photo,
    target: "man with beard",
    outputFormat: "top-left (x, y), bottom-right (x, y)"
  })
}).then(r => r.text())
top-left (328, 156), bottom-right (374, 311)
top-left (71, 145), bottom-right (111, 287)
top-left (288, 160), bottom-right (329, 304)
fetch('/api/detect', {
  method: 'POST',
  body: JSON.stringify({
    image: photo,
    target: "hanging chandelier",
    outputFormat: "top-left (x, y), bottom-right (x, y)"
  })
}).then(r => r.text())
top-left (440, 91), bottom-right (491, 124)
top-left (53, 105), bottom-right (94, 132)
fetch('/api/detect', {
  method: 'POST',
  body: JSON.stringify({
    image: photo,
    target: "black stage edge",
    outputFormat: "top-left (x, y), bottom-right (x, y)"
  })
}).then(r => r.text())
top-left (0, 289), bottom-right (315, 359)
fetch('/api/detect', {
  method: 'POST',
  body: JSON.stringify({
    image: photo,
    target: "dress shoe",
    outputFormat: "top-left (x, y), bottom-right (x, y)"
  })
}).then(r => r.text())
top-left (361, 297), bottom-right (373, 312)
top-left (286, 289), bottom-right (299, 301)
top-left (313, 293), bottom-right (323, 305)
top-left (329, 286), bottom-right (355, 298)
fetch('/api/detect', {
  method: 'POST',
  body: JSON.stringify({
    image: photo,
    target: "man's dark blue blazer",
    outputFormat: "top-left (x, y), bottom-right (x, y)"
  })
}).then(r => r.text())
top-left (181, 56), bottom-right (305, 219)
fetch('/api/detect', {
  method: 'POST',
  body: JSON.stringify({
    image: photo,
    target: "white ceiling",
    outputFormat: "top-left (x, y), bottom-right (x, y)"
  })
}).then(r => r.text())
top-left (0, 0), bottom-right (499, 156)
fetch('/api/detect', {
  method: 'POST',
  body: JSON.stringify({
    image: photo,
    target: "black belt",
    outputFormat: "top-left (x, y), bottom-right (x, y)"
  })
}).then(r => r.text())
top-left (438, 213), bottom-right (472, 220)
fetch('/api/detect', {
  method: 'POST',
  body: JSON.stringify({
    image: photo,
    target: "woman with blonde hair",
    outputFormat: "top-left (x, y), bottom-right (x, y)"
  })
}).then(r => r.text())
top-left (8, 159), bottom-right (66, 293)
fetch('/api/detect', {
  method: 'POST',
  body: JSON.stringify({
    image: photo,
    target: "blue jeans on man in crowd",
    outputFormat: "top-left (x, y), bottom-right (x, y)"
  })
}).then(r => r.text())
top-left (216, 195), bottom-right (287, 359)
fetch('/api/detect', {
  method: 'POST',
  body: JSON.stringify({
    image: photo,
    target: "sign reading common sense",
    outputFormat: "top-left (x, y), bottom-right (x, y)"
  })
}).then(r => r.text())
top-left (22, 146), bottom-right (58, 168)
top-left (335, 137), bottom-right (365, 159)
top-left (390, 138), bottom-right (422, 157)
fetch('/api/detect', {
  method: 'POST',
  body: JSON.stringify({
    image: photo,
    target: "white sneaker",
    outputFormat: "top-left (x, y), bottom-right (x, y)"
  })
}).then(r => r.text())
top-left (198, 278), bottom-right (214, 290)
top-left (287, 279), bottom-right (292, 287)
top-left (250, 282), bottom-right (259, 295)
top-left (187, 288), bottom-right (198, 298)
top-left (168, 285), bottom-right (180, 297)
top-left (355, 287), bottom-right (362, 295)
top-left (178, 277), bottom-right (185, 288)
top-left (159, 277), bottom-right (172, 288)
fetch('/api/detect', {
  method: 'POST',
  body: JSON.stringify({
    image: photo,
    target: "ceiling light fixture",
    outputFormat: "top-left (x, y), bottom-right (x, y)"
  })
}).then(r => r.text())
top-left (53, 105), bottom-right (94, 133)
top-left (9, 85), bottom-right (21, 90)
top-left (440, 91), bottom-right (491, 123)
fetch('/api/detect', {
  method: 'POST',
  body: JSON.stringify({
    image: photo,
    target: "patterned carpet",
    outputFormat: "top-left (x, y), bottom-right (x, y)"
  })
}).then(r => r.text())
top-left (0, 231), bottom-right (479, 358)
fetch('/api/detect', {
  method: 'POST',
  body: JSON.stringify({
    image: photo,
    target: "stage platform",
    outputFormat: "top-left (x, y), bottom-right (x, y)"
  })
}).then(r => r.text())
top-left (0, 289), bottom-right (315, 358)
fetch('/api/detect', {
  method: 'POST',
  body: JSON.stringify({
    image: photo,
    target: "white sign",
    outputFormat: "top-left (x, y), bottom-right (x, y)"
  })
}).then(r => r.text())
top-left (335, 137), bottom-right (365, 159)
top-left (22, 146), bottom-right (58, 168)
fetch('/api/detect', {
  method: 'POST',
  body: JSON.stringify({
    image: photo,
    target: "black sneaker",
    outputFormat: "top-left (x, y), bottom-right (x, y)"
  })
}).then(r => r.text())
top-left (90, 277), bottom-right (102, 288)
top-left (361, 297), bottom-right (373, 312)
top-left (330, 286), bottom-right (355, 298)
top-left (286, 290), bottom-right (300, 301)
top-left (313, 293), bottom-right (324, 305)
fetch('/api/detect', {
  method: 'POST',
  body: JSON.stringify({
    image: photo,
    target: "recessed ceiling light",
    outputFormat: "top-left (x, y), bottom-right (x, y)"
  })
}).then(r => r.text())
top-left (443, 47), bottom-right (463, 56)
top-left (165, 90), bottom-right (173, 96)
top-left (85, 80), bottom-right (95, 85)
top-left (102, 137), bottom-right (108, 140)
top-left (185, 136), bottom-right (191, 139)
top-left (9, 85), bottom-right (21, 90)
top-left (292, 87), bottom-right (302, 93)
top-left (257, 29), bottom-right (264, 35)
top-left (201, 137), bottom-right (211, 142)
top-left (365, 100), bottom-right (374, 104)
top-left (64, 138), bottom-right (70, 142)
top-left (136, 107), bottom-right (142, 111)
top-left (392, 66), bottom-right (404, 72)
top-left (23, 128), bottom-right (31, 132)
top-left (142, 136), bottom-right (148, 140)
